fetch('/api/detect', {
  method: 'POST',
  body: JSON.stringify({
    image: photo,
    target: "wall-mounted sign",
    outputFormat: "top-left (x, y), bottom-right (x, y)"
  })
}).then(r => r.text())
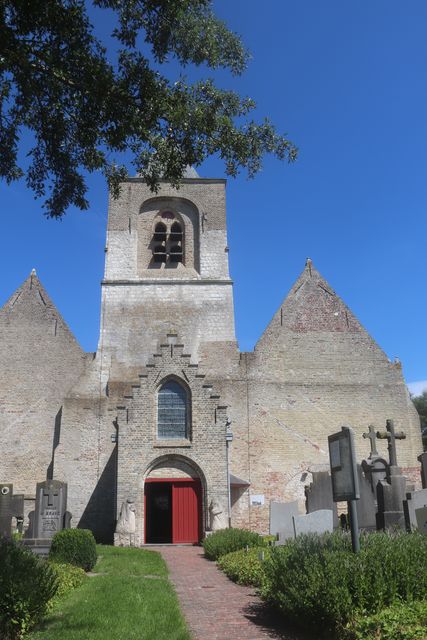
top-left (250, 494), bottom-right (265, 506)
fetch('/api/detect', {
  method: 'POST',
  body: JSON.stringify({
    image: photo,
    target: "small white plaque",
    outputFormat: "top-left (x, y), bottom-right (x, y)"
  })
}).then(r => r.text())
top-left (250, 494), bottom-right (265, 506)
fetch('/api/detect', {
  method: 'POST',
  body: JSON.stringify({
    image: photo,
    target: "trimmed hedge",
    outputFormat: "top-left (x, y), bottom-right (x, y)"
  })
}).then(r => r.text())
top-left (218, 546), bottom-right (270, 586)
top-left (0, 537), bottom-right (58, 639)
top-left (202, 528), bottom-right (263, 561)
top-left (49, 529), bottom-right (97, 571)
top-left (347, 600), bottom-right (427, 640)
top-left (260, 530), bottom-right (427, 635)
top-left (48, 562), bottom-right (87, 609)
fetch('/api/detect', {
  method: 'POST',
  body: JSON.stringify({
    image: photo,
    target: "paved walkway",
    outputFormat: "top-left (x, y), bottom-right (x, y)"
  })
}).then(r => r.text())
top-left (151, 546), bottom-right (306, 640)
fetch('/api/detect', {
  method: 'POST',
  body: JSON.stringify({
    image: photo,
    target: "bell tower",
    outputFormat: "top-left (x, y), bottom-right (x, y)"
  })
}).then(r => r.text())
top-left (99, 170), bottom-right (238, 379)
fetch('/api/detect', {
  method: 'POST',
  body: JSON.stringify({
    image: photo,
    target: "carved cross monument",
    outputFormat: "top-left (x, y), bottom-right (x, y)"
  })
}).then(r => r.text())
top-left (0, 483), bottom-right (24, 538)
top-left (376, 419), bottom-right (406, 468)
top-left (362, 424), bottom-right (379, 457)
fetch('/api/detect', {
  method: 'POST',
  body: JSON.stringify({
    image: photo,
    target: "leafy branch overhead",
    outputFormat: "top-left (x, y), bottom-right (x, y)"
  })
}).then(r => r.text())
top-left (0, 0), bottom-right (297, 218)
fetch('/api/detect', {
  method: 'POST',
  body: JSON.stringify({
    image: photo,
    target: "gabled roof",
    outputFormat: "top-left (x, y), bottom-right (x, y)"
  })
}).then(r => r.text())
top-left (255, 259), bottom-right (382, 350)
top-left (0, 269), bottom-right (82, 350)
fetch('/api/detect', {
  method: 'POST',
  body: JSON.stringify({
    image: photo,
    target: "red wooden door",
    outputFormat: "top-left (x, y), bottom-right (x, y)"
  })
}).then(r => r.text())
top-left (172, 480), bottom-right (201, 543)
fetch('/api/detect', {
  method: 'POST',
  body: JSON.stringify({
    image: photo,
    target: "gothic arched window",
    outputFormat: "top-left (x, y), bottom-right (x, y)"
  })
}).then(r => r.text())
top-left (157, 380), bottom-right (188, 439)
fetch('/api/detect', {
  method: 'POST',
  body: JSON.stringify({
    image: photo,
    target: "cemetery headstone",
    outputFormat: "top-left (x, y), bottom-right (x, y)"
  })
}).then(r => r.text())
top-left (30, 480), bottom-right (71, 538)
top-left (403, 488), bottom-right (427, 532)
top-left (305, 471), bottom-right (339, 528)
top-left (361, 424), bottom-right (388, 491)
top-left (24, 480), bottom-right (71, 556)
top-left (375, 420), bottom-right (407, 530)
top-left (0, 483), bottom-right (24, 538)
top-left (355, 465), bottom-right (377, 530)
top-left (415, 507), bottom-right (427, 534)
top-left (270, 500), bottom-right (299, 540)
top-left (292, 509), bottom-right (334, 537)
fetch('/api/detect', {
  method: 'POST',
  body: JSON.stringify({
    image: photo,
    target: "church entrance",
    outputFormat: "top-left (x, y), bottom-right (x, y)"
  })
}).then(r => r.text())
top-left (144, 478), bottom-right (202, 544)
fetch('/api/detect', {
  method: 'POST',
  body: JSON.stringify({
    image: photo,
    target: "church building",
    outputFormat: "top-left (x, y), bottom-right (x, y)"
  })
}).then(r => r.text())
top-left (0, 171), bottom-right (422, 543)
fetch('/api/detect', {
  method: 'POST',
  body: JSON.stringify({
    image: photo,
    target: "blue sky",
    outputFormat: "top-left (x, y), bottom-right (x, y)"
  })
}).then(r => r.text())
top-left (1, 1), bottom-right (427, 392)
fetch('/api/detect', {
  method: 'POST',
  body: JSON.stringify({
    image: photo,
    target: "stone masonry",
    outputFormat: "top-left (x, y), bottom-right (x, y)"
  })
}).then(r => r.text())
top-left (0, 172), bottom-right (423, 541)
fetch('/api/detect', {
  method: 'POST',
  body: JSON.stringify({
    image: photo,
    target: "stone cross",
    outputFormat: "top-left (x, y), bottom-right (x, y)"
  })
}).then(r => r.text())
top-left (0, 484), bottom-right (24, 538)
top-left (376, 419), bottom-right (406, 467)
top-left (363, 424), bottom-right (378, 457)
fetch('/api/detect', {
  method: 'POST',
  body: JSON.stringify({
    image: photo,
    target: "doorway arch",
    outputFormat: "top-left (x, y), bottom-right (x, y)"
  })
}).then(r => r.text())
top-left (144, 456), bottom-right (205, 544)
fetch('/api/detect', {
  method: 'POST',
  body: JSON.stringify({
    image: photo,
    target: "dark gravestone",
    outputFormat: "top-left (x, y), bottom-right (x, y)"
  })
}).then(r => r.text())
top-left (27, 480), bottom-right (71, 539)
top-left (375, 419), bottom-right (408, 531)
top-left (0, 483), bottom-right (24, 538)
top-left (355, 465), bottom-right (376, 530)
top-left (419, 453), bottom-right (427, 489)
top-left (305, 471), bottom-right (339, 529)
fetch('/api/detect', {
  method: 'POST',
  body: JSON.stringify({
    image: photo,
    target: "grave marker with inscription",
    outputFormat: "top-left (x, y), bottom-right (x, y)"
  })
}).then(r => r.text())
top-left (26, 480), bottom-right (71, 540)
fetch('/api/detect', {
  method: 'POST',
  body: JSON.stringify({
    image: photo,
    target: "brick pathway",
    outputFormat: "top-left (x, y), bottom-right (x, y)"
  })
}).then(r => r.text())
top-left (151, 546), bottom-right (307, 640)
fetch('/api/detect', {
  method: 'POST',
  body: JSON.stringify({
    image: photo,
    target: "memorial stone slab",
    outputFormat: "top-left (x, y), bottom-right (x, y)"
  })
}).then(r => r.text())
top-left (28, 480), bottom-right (70, 539)
top-left (0, 483), bottom-right (24, 538)
top-left (292, 509), bottom-right (334, 537)
top-left (305, 471), bottom-right (339, 528)
top-left (403, 488), bottom-right (427, 532)
top-left (415, 507), bottom-right (427, 533)
top-left (355, 465), bottom-right (377, 530)
top-left (270, 500), bottom-right (299, 541)
top-left (376, 472), bottom-right (407, 530)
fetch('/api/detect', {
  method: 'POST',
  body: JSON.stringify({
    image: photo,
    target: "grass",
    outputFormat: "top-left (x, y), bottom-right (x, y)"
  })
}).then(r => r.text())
top-left (28, 545), bottom-right (191, 640)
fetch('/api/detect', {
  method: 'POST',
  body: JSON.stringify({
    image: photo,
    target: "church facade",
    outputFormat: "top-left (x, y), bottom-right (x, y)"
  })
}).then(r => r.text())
top-left (0, 173), bottom-right (422, 543)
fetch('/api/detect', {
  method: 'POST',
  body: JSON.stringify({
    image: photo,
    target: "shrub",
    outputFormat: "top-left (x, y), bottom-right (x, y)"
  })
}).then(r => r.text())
top-left (261, 530), bottom-right (427, 635)
top-left (218, 546), bottom-right (271, 586)
top-left (202, 528), bottom-right (263, 561)
top-left (347, 600), bottom-right (427, 640)
top-left (47, 562), bottom-right (87, 609)
top-left (49, 529), bottom-right (97, 571)
top-left (0, 537), bottom-right (58, 639)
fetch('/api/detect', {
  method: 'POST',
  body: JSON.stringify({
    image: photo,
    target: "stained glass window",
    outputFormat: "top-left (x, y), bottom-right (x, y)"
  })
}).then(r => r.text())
top-left (158, 380), bottom-right (188, 439)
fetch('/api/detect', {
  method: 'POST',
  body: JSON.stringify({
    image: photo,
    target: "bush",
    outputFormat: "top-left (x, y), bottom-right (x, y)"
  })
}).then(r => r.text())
top-left (47, 562), bottom-right (87, 609)
top-left (202, 528), bottom-right (263, 561)
top-left (49, 529), bottom-right (97, 571)
top-left (347, 600), bottom-right (427, 640)
top-left (0, 537), bottom-right (58, 639)
top-left (261, 530), bottom-right (427, 635)
top-left (218, 546), bottom-right (270, 586)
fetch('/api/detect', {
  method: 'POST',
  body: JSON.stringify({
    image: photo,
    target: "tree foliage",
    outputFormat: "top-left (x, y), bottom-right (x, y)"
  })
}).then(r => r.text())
top-left (412, 390), bottom-right (427, 447)
top-left (0, 0), bottom-right (297, 218)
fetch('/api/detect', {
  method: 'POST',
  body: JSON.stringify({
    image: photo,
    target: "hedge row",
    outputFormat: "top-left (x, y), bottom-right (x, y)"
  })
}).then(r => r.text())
top-left (0, 529), bottom-right (95, 639)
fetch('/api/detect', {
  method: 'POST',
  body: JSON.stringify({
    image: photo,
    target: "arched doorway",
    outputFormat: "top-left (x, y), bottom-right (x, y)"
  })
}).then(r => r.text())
top-left (144, 458), bottom-right (203, 544)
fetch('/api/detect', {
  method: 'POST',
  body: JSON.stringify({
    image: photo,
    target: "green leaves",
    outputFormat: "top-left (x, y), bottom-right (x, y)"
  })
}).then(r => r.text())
top-left (0, 1), bottom-right (297, 217)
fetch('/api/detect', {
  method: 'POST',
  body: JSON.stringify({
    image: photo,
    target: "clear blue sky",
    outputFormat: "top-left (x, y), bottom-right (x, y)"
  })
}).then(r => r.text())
top-left (1, 1), bottom-right (426, 390)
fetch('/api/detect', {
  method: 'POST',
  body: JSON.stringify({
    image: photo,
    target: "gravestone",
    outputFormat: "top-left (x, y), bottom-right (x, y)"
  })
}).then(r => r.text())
top-left (30, 480), bottom-right (71, 538)
top-left (0, 483), bottom-right (24, 538)
top-left (355, 465), bottom-right (377, 530)
top-left (419, 452), bottom-right (427, 489)
top-left (24, 480), bottom-right (71, 555)
top-left (361, 424), bottom-right (388, 491)
top-left (403, 488), bottom-right (427, 532)
top-left (270, 500), bottom-right (299, 540)
top-left (305, 471), bottom-right (339, 528)
top-left (375, 420), bottom-right (408, 531)
top-left (415, 507), bottom-right (427, 533)
top-left (292, 509), bottom-right (334, 537)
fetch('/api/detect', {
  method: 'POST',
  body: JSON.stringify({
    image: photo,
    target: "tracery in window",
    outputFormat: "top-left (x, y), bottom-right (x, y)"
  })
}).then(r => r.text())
top-left (150, 213), bottom-right (184, 267)
top-left (157, 380), bottom-right (188, 439)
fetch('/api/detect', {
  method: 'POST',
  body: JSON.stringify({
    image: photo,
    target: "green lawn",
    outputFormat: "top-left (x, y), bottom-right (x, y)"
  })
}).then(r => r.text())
top-left (29, 545), bottom-right (191, 640)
